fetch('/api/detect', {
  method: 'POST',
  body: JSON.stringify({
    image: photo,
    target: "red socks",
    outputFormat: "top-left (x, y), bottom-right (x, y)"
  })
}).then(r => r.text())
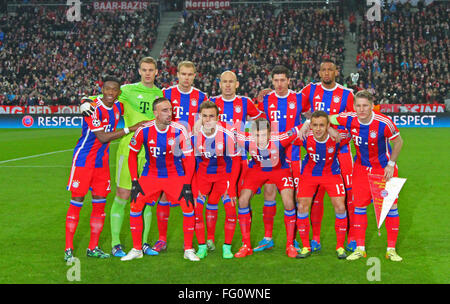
top-left (88, 199), bottom-right (106, 250)
top-left (310, 187), bottom-right (325, 243)
top-left (206, 204), bottom-right (218, 242)
top-left (335, 212), bottom-right (348, 249)
top-left (263, 200), bottom-right (276, 239)
top-left (238, 207), bottom-right (252, 248)
top-left (183, 211), bottom-right (195, 250)
top-left (353, 207), bottom-right (368, 247)
top-left (223, 199), bottom-right (237, 245)
top-left (297, 212), bottom-right (310, 248)
top-left (194, 197), bottom-right (206, 244)
top-left (284, 209), bottom-right (296, 247)
top-left (385, 208), bottom-right (400, 248)
top-left (65, 200), bottom-right (83, 250)
top-left (130, 210), bottom-right (143, 250)
top-left (156, 201), bottom-right (170, 242)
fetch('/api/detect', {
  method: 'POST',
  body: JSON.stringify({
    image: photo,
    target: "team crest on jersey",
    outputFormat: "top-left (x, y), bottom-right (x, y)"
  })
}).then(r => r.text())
top-left (72, 180), bottom-right (80, 189)
top-left (92, 119), bottom-right (101, 127)
top-left (191, 99), bottom-right (197, 107)
top-left (235, 106), bottom-right (242, 113)
top-left (289, 102), bottom-right (296, 109)
top-left (327, 146), bottom-right (335, 153)
top-left (217, 143), bottom-right (224, 150)
top-left (333, 96), bottom-right (341, 103)
top-left (168, 138), bottom-right (175, 146)
top-left (130, 137), bottom-right (137, 146)
top-left (370, 131), bottom-right (377, 138)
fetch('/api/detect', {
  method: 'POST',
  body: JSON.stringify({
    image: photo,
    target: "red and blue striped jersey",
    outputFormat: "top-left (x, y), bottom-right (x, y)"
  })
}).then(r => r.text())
top-left (296, 131), bottom-right (351, 177)
top-left (300, 82), bottom-right (354, 154)
top-left (162, 85), bottom-right (207, 130)
top-left (237, 127), bottom-right (299, 172)
top-left (210, 95), bottom-right (263, 131)
top-left (258, 90), bottom-right (310, 133)
top-left (129, 120), bottom-right (193, 178)
top-left (72, 97), bottom-right (123, 168)
top-left (301, 82), bottom-right (354, 116)
top-left (192, 123), bottom-right (238, 176)
top-left (336, 112), bottom-right (400, 169)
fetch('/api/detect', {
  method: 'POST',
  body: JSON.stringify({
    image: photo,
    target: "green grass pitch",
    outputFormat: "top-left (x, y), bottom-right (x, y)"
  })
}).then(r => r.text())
top-left (0, 128), bottom-right (449, 284)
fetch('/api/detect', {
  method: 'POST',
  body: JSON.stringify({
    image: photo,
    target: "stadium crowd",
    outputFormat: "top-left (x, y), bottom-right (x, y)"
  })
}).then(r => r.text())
top-left (1, 1), bottom-right (448, 106)
top-left (0, 2), bottom-right (160, 106)
top-left (157, 5), bottom-right (346, 99)
top-left (354, 1), bottom-right (449, 104)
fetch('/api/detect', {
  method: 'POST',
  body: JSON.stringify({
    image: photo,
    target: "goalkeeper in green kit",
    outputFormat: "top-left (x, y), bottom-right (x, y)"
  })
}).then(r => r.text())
top-left (80, 57), bottom-right (163, 257)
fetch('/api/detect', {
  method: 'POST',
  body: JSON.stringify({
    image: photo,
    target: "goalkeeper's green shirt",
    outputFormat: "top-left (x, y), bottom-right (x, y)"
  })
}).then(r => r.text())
top-left (117, 82), bottom-right (163, 156)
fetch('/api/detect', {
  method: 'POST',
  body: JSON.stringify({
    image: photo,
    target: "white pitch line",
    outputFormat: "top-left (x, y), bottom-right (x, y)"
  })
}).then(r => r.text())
top-left (0, 142), bottom-right (119, 165)
top-left (0, 149), bottom-right (73, 164)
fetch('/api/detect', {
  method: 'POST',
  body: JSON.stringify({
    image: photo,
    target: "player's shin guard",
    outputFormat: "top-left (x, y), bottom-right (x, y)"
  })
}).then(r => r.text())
top-left (130, 211), bottom-right (143, 250)
top-left (110, 196), bottom-right (127, 247)
top-left (194, 197), bottom-right (206, 244)
top-left (311, 187), bottom-right (325, 243)
top-left (284, 208), bottom-right (297, 247)
top-left (346, 188), bottom-right (355, 241)
top-left (206, 203), bottom-right (218, 243)
top-left (88, 199), bottom-right (106, 250)
top-left (183, 211), bottom-right (195, 250)
top-left (238, 207), bottom-right (252, 248)
top-left (263, 200), bottom-right (276, 239)
top-left (156, 201), bottom-right (170, 242)
top-left (335, 212), bottom-right (348, 250)
top-left (66, 200), bottom-right (83, 250)
top-left (385, 208), bottom-right (400, 248)
top-left (142, 203), bottom-right (153, 244)
top-left (297, 212), bottom-right (310, 248)
top-left (223, 198), bottom-right (237, 245)
top-left (354, 207), bottom-right (368, 248)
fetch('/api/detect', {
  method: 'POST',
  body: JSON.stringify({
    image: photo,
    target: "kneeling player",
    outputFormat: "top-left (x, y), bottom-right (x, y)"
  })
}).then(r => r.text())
top-left (294, 111), bottom-right (351, 259)
top-left (121, 97), bottom-right (199, 262)
top-left (192, 101), bottom-right (241, 259)
top-left (234, 118), bottom-right (300, 258)
top-left (65, 76), bottom-right (144, 262)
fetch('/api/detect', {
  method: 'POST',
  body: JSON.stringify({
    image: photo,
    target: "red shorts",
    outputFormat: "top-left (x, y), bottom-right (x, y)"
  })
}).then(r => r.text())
top-left (194, 172), bottom-right (230, 204)
top-left (67, 166), bottom-right (111, 197)
top-left (131, 175), bottom-right (193, 214)
top-left (240, 168), bottom-right (294, 194)
top-left (337, 150), bottom-right (353, 188)
top-left (352, 163), bottom-right (399, 207)
top-left (297, 174), bottom-right (345, 198)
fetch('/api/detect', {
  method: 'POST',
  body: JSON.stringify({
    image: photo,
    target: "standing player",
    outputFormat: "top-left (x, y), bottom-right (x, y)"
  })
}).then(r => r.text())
top-left (256, 65), bottom-right (310, 252)
top-left (298, 59), bottom-right (356, 252)
top-left (120, 97), bottom-right (199, 262)
top-left (192, 101), bottom-right (241, 259)
top-left (65, 76), bottom-right (144, 262)
top-left (294, 111), bottom-right (350, 260)
top-left (331, 90), bottom-right (404, 261)
top-left (203, 70), bottom-right (263, 251)
top-left (210, 71), bottom-right (263, 130)
top-left (152, 61), bottom-right (208, 253)
top-left (81, 57), bottom-right (163, 257)
top-left (234, 118), bottom-right (300, 258)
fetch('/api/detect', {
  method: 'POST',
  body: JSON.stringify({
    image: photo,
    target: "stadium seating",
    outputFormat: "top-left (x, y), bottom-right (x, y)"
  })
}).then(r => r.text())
top-left (157, 5), bottom-right (346, 99)
top-left (354, 1), bottom-right (449, 104)
top-left (0, 2), bottom-right (160, 105)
